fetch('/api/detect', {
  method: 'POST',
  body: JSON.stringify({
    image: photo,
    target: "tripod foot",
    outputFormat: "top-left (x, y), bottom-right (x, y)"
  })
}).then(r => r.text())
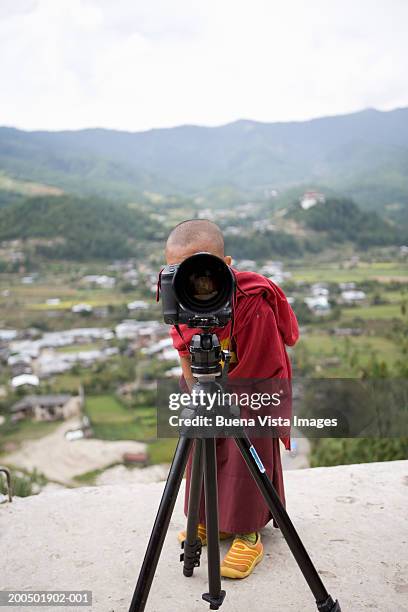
top-left (317, 595), bottom-right (341, 612)
top-left (202, 590), bottom-right (226, 610)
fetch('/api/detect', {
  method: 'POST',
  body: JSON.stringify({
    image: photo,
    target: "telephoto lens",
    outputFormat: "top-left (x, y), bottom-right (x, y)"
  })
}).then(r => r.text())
top-left (173, 252), bottom-right (234, 315)
top-left (160, 252), bottom-right (235, 327)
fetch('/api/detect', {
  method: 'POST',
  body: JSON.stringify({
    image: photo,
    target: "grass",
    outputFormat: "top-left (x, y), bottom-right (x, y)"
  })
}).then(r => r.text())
top-left (0, 280), bottom-right (128, 315)
top-left (0, 172), bottom-right (63, 197)
top-left (0, 418), bottom-right (59, 455)
top-left (30, 298), bottom-right (124, 310)
top-left (299, 333), bottom-right (398, 361)
top-left (340, 303), bottom-right (403, 320)
top-left (55, 342), bottom-right (102, 353)
top-left (50, 373), bottom-right (83, 392)
top-left (290, 263), bottom-right (408, 284)
top-left (383, 290), bottom-right (408, 303)
top-left (84, 396), bottom-right (177, 464)
top-left (148, 439), bottom-right (178, 464)
top-left (0, 271), bottom-right (151, 329)
top-left (294, 330), bottom-right (402, 377)
top-left (85, 394), bottom-right (157, 441)
top-left (73, 463), bottom-right (120, 485)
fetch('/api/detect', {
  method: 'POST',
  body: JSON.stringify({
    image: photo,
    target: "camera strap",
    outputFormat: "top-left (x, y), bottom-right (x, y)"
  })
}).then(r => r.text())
top-left (174, 324), bottom-right (190, 354)
top-left (156, 268), bottom-right (163, 302)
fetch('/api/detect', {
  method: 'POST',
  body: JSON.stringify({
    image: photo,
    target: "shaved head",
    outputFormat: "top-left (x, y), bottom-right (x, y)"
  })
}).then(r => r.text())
top-left (165, 219), bottom-right (225, 264)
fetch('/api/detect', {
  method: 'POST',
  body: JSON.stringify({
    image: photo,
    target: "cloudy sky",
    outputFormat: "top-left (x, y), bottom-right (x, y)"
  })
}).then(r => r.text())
top-left (1, 0), bottom-right (407, 132)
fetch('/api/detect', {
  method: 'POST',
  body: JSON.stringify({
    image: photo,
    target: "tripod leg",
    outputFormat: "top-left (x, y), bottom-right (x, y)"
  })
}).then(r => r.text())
top-left (182, 439), bottom-right (204, 577)
top-left (234, 436), bottom-right (341, 612)
top-left (129, 436), bottom-right (194, 612)
top-left (202, 438), bottom-right (226, 610)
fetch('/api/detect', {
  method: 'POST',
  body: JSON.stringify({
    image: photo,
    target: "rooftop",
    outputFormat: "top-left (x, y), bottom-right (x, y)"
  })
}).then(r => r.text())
top-left (11, 394), bottom-right (72, 411)
top-left (0, 460), bottom-right (407, 611)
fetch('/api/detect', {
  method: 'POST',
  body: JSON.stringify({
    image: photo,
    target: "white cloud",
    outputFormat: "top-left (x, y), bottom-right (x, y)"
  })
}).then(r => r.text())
top-left (0, 0), bottom-right (407, 131)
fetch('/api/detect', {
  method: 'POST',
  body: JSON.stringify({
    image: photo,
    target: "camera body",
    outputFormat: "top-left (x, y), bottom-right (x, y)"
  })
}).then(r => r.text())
top-left (160, 253), bottom-right (235, 328)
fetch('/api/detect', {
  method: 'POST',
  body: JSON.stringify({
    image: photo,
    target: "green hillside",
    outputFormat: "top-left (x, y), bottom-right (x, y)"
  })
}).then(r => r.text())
top-left (0, 195), bottom-right (160, 260)
top-left (0, 193), bottom-right (404, 263)
top-left (1, 108), bottom-right (408, 212)
top-left (289, 197), bottom-right (404, 248)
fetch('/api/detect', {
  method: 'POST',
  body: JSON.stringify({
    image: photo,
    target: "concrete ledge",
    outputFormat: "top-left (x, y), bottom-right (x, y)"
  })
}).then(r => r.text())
top-left (1, 461), bottom-right (407, 611)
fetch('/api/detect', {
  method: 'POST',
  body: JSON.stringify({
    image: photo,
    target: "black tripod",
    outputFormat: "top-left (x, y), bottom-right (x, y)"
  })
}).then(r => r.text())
top-left (129, 332), bottom-right (341, 612)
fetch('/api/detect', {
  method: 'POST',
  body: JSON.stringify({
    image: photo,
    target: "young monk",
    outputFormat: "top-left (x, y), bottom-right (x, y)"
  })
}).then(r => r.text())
top-left (165, 219), bottom-right (299, 579)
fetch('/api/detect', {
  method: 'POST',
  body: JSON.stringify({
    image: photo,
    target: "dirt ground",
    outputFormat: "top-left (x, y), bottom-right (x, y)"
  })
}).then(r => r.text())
top-left (3, 417), bottom-right (146, 485)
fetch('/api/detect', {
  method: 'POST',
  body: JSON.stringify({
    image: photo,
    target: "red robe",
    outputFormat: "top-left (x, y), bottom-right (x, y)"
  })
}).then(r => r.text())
top-left (170, 269), bottom-right (299, 533)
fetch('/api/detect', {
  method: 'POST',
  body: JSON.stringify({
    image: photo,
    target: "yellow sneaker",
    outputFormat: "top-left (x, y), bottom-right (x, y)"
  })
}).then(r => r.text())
top-left (220, 533), bottom-right (263, 579)
top-left (177, 523), bottom-right (232, 547)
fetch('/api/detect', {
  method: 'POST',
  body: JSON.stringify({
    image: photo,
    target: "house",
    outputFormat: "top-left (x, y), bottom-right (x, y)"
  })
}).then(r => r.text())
top-left (9, 329), bottom-right (114, 363)
top-left (64, 328), bottom-right (113, 342)
top-left (35, 352), bottom-right (72, 377)
top-left (339, 282), bottom-right (356, 291)
top-left (36, 347), bottom-right (119, 378)
top-left (127, 300), bottom-right (148, 311)
top-left (10, 374), bottom-right (39, 389)
top-left (115, 320), bottom-right (143, 340)
top-left (304, 296), bottom-right (331, 314)
top-left (341, 290), bottom-right (366, 303)
top-left (81, 275), bottom-right (116, 289)
top-left (300, 191), bottom-right (325, 210)
top-left (10, 394), bottom-right (82, 422)
top-left (10, 361), bottom-right (33, 377)
top-left (71, 303), bottom-right (93, 314)
top-left (158, 348), bottom-right (179, 361)
top-left (0, 329), bottom-right (18, 342)
top-left (141, 337), bottom-right (173, 356)
top-left (311, 283), bottom-right (329, 297)
top-left (7, 353), bottom-right (31, 368)
top-left (115, 320), bottom-right (163, 341)
top-left (21, 276), bottom-right (34, 284)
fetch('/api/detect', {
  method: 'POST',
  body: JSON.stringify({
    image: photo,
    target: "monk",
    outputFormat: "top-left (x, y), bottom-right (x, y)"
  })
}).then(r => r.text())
top-left (165, 219), bottom-right (299, 579)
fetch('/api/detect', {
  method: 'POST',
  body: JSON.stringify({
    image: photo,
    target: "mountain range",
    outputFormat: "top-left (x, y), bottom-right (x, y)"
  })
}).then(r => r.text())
top-left (1, 107), bottom-right (408, 218)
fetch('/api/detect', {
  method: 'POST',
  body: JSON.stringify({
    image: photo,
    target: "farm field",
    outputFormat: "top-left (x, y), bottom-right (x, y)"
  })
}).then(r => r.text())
top-left (289, 262), bottom-right (408, 284)
top-left (85, 394), bottom-right (156, 442)
top-left (0, 267), bottom-right (158, 329)
top-left (294, 333), bottom-right (401, 377)
top-left (340, 303), bottom-right (403, 320)
top-left (84, 394), bottom-right (178, 463)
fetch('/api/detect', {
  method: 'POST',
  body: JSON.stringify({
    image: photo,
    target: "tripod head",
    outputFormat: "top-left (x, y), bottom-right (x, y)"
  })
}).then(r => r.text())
top-left (190, 332), bottom-right (230, 381)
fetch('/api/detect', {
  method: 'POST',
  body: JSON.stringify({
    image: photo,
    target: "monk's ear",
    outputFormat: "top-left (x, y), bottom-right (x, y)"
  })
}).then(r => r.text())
top-left (224, 255), bottom-right (232, 266)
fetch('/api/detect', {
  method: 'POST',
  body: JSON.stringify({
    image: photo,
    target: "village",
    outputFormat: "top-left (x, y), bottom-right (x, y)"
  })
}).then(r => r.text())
top-left (0, 254), bottom-right (371, 396)
top-left (0, 210), bottom-right (406, 500)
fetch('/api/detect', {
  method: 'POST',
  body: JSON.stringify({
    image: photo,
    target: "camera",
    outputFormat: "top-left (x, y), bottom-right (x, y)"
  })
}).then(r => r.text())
top-left (159, 252), bottom-right (235, 328)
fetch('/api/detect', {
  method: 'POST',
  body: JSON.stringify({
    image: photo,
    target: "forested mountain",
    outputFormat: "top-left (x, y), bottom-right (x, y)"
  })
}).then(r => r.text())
top-left (1, 108), bottom-right (408, 213)
top-left (0, 195), bottom-right (160, 260)
top-left (289, 197), bottom-right (403, 248)
top-left (0, 194), bottom-right (403, 262)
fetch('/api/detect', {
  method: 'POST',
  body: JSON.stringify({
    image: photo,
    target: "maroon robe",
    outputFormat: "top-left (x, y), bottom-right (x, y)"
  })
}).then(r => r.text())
top-left (170, 269), bottom-right (299, 533)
